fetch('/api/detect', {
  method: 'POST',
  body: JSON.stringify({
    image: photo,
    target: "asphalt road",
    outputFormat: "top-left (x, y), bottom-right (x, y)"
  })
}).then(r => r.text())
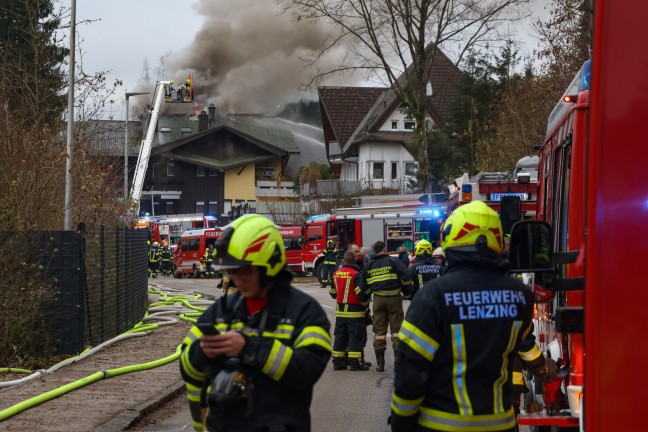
top-left (135, 275), bottom-right (397, 432)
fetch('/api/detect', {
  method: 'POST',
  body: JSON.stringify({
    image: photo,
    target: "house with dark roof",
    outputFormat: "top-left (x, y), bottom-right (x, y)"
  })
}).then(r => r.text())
top-left (318, 49), bottom-right (460, 195)
top-left (85, 105), bottom-right (316, 228)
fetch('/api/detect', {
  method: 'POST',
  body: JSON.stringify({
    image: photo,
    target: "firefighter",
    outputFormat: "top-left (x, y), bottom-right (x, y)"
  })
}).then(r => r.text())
top-left (320, 239), bottom-right (338, 288)
top-left (148, 242), bottom-right (162, 278)
top-left (405, 239), bottom-right (441, 299)
top-left (160, 244), bottom-right (173, 276)
top-left (390, 201), bottom-right (534, 432)
top-left (179, 214), bottom-right (331, 432)
top-left (362, 240), bottom-right (412, 372)
top-left (329, 251), bottom-right (372, 371)
top-left (203, 244), bottom-right (214, 278)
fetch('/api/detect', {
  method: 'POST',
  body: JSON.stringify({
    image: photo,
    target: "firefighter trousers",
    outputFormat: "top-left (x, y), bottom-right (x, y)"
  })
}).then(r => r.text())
top-left (372, 294), bottom-right (403, 352)
top-left (332, 317), bottom-right (366, 364)
top-left (321, 263), bottom-right (336, 287)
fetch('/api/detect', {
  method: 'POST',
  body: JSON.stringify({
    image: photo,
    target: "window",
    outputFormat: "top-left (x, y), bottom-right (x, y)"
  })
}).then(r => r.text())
top-left (391, 162), bottom-right (398, 180)
top-left (152, 163), bottom-right (160, 178)
top-left (166, 201), bottom-right (174, 214)
top-left (391, 120), bottom-right (398, 130)
top-left (209, 169), bottom-right (218, 177)
top-left (167, 163), bottom-right (175, 177)
top-left (405, 162), bottom-right (417, 176)
top-left (196, 166), bottom-right (205, 177)
top-left (224, 200), bottom-right (232, 215)
top-left (372, 162), bottom-right (384, 179)
top-left (195, 201), bottom-right (205, 214)
top-left (208, 201), bottom-right (218, 214)
top-left (404, 121), bottom-right (416, 130)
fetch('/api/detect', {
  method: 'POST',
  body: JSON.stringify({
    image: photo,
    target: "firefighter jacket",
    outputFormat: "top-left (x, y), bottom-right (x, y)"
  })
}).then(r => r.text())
top-left (148, 247), bottom-right (161, 263)
top-left (329, 264), bottom-right (371, 319)
top-left (322, 247), bottom-right (338, 265)
top-left (362, 253), bottom-right (412, 297)
top-left (160, 248), bottom-right (172, 261)
top-left (406, 254), bottom-right (442, 299)
top-left (180, 269), bottom-right (331, 432)
top-left (391, 250), bottom-right (534, 432)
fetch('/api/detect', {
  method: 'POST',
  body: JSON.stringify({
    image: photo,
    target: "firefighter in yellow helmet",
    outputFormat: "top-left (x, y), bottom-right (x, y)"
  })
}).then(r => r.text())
top-left (391, 201), bottom-right (534, 432)
top-left (405, 239), bottom-right (442, 299)
top-left (179, 214), bottom-right (331, 432)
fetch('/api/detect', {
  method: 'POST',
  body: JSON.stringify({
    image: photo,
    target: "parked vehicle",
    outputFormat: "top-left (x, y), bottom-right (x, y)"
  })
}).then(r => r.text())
top-left (172, 228), bottom-right (222, 278)
top-left (509, 1), bottom-right (648, 429)
top-left (277, 226), bottom-right (303, 274)
top-left (302, 208), bottom-right (447, 281)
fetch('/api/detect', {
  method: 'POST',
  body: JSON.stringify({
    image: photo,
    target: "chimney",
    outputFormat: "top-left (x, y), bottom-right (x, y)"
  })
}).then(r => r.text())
top-left (208, 103), bottom-right (216, 126)
top-left (198, 110), bottom-right (209, 132)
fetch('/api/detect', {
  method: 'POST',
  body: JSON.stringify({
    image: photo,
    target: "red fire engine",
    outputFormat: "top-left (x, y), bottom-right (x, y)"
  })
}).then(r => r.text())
top-left (449, 155), bottom-right (539, 218)
top-left (509, 1), bottom-right (648, 430)
top-left (302, 207), bottom-right (447, 281)
top-left (277, 226), bottom-right (304, 274)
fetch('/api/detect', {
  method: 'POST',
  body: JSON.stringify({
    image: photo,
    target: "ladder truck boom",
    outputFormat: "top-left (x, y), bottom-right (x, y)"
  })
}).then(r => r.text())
top-left (129, 81), bottom-right (170, 210)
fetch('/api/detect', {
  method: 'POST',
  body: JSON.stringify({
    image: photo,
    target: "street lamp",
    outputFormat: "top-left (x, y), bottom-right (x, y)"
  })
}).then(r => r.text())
top-left (124, 92), bottom-right (149, 200)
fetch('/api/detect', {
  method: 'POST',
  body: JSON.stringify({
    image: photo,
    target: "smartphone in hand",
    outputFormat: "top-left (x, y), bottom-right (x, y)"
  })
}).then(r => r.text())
top-left (197, 322), bottom-right (218, 335)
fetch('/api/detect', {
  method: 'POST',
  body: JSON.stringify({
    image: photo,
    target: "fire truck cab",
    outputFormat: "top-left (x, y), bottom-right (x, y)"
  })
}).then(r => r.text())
top-left (172, 228), bottom-right (222, 278)
top-left (277, 226), bottom-right (303, 274)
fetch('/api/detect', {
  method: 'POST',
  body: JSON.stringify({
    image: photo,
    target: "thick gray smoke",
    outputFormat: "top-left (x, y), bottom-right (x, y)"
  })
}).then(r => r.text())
top-left (163, 0), bottom-right (354, 115)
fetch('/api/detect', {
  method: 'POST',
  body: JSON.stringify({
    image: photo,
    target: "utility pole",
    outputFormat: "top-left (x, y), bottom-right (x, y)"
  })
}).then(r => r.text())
top-left (63, 0), bottom-right (76, 230)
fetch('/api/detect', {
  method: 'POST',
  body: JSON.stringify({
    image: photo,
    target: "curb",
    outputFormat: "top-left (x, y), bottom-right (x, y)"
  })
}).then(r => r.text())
top-left (95, 378), bottom-right (186, 432)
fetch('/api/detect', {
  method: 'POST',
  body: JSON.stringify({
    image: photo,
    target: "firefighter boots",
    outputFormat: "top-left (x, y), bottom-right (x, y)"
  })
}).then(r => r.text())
top-left (375, 350), bottom-right (386, 372)
top-left (349, 359), bottom-right (370, 371)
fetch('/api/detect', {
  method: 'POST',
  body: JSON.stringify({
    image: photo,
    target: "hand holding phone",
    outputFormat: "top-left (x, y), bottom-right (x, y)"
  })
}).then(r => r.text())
top-left (197, 322), bottom-right (218, 335)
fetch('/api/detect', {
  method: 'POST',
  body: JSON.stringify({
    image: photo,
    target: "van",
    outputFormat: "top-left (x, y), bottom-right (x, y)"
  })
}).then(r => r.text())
top-left (173, 228), bottom-right (222, 278)
top-left (278, 226), bottom-right (303, 274)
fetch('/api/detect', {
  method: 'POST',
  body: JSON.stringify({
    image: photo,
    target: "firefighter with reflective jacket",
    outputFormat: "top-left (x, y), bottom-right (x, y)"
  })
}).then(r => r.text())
top-left (179, 214), bottom-right (331, 432)
top-left (160, 244), bottom-right (173, 276)
top-left (320, 239), bottom-right (338, 288)
top-left (362, 240), bottom-right (412, 372)
top-left (406, 239), bottom-right (442, 299)
top-left (148, 242), bottom-right (162, 278)
top-left (203, 244), bottom-right (214, 278)
top-left (329, 251), bottom-right (372, 371)
top-left (390, 201), bottom-right (534, 432)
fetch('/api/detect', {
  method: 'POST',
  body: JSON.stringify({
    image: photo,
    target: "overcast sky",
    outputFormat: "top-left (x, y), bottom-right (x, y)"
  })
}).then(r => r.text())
top-left (75, 0), bottom-right (551, 120)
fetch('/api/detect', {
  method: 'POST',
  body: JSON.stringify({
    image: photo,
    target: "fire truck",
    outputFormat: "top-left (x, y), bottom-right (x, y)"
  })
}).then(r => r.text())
top-left (449, 155), bottom-right (539, 218)
top-left (508, 1), bottom-right (648, 430)
top-left (302, 207), bottom-right (447, 281)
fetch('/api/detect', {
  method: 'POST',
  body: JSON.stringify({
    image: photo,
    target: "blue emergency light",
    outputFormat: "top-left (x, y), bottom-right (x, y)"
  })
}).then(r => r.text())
top-left (417, 208), bottom-right (442, 218)
top-left (580, 60), bottom-right (591, 92)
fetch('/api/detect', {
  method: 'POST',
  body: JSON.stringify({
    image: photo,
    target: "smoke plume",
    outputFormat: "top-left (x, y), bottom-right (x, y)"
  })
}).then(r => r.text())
top-left (161, 0), bottom-right (354, 115)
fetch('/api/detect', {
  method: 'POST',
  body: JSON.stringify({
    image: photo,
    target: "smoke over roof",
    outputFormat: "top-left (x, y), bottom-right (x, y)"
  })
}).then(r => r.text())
top-left (161, 0), bottom-right (354, 116)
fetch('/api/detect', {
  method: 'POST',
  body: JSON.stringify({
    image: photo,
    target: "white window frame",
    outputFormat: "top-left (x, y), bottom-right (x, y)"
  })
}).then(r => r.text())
top-left (195, 201), bottom-right (205, 214)
top-left (391, 120), bottom-right (398, 130)
top-left (167, 162), bottom-right (175, 177)
top-left (196, 166), bottom-right (205, 177)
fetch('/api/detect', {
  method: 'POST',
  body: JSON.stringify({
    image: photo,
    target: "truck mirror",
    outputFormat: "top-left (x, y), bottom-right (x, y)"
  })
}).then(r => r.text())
top-left (509, 220), bottom-right (553, 270)
top-left (509, 221), bottom-right (555, 297)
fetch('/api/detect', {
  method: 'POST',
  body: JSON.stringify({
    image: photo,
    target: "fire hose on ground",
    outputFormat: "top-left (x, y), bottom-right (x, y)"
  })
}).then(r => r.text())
top-left (0, 284), bottom-right (213, 422)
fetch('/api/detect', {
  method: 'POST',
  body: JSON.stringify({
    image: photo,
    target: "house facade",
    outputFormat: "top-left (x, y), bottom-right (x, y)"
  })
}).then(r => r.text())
top-left (318, 49), bottom-right (461, 196)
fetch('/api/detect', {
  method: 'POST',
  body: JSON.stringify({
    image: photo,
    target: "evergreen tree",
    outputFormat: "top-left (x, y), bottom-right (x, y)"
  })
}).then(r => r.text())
top-left (0, 0), bottom-right (68, 122)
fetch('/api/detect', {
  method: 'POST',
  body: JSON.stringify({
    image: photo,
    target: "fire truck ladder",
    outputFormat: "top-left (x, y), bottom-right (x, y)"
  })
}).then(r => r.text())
top-left (129, 81), bottom-right (170, 211)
